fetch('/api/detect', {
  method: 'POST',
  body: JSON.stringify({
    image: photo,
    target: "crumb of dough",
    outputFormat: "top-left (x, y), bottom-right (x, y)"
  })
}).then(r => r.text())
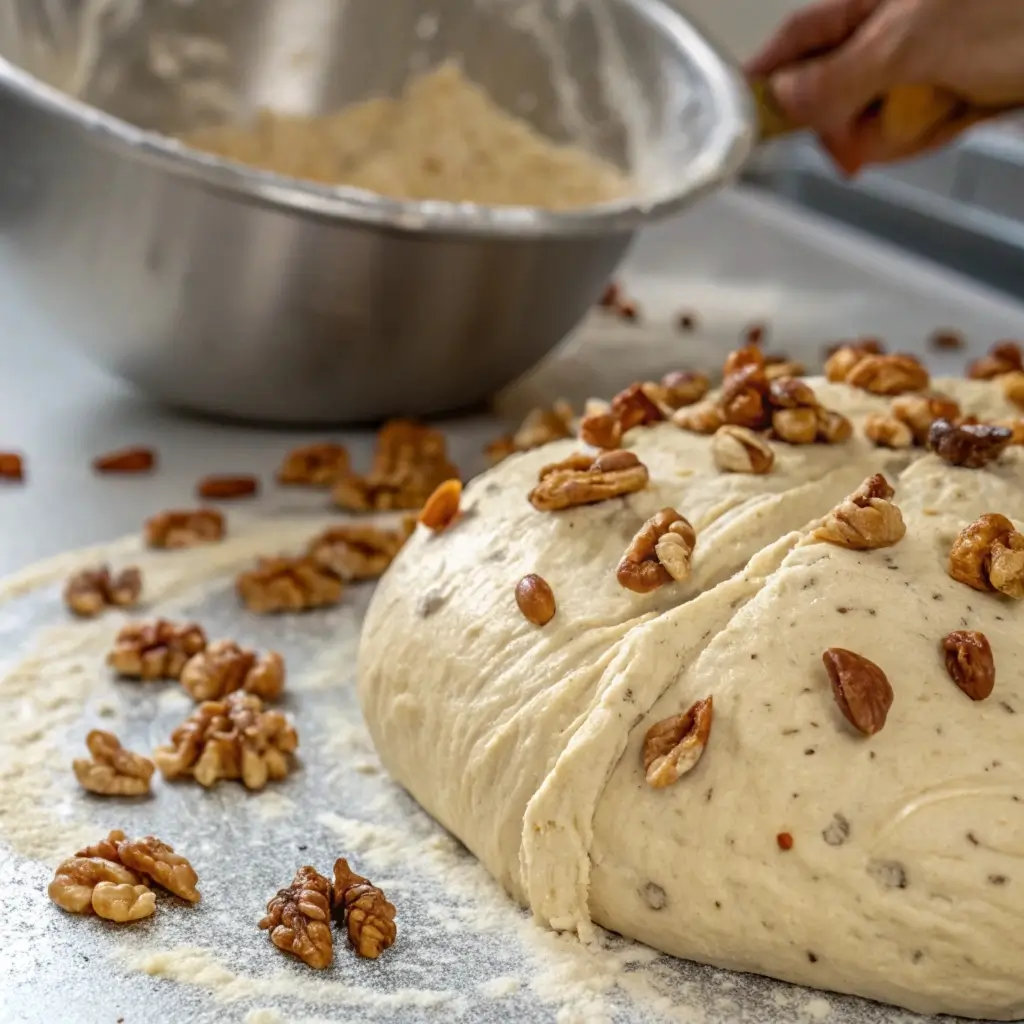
top-left (179, 63), bottom-right (631, 209)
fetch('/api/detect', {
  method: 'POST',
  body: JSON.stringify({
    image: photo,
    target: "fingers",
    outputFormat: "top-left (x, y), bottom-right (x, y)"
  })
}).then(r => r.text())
top-left (839, 107), bottom-right (994, 167)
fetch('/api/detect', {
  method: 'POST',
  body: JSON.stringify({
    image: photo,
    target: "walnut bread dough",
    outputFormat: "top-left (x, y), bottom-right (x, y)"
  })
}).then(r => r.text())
top-left (358, 373), bottom-right (1024, 1020)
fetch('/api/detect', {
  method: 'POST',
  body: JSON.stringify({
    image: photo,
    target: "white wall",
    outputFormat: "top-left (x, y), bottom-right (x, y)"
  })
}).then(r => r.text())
top-left (671, 0), bottom-right (805, 61)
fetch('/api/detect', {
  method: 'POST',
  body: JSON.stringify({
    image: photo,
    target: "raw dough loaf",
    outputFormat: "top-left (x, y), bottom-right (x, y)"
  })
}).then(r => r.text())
top-left (358, 377), bottom-right (1024, 1019)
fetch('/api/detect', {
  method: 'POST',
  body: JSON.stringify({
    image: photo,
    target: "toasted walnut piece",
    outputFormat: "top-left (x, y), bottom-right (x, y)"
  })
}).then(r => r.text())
top-left (73, 730), bottom-right (155, 796)
top-left (813, 474), bottom-right (905, 550)
top-left (260, 866), bottom-right (334, 970)
top-left (723, 345), bottom-right (765, 378)
top-left (672, 400), bottom-right (724, 435)
top-left (846, 353), bottom-right (929, 395)
top-left (93, 446), bottom-right (156, 474)
top-left (153, 690), bottom-right (299, 790)
top-left (967, 341), bottom-right (1023, 380)
top-left (643, 697), bottom-right (713, 788)
top-left (117, 834), bottom-right (200, 902)
top-left (720, 365), bottom-right (772, 430)
top-left (823, 648), bottom-right (893, 736)
top-left (825, 345), bottom-right (870, 383)
top-left (528, 450), bottom-right (649, 512)
top-left (617, 509), bottom-right (696, 593)
top-left (76, 830), bottom-right (127, 863)
top-left (331, 858), bottom-right (398, 959)
top-left (891, 393), bottom-right (962, 445)
top-left (1000, 371), bottom-right (1024, 410)
top-left (237, 556), bottom-right (343, 614)
top-left (419, 478), bottom-right (463, 532)
top-left (659, 371), bottom-right (710, 409)
top-left (816, 408), bottom-right (853, 444)
top-left (64, 565), bottom-right (142, 618)
top-left (772, 408), bottom-right (819, 445)
top-left (764, 360), bottom-right (807, 381)
top-left (948, 514), bottom-right (1021, 596)
top-left (989, 537), bottom-right (1024, 600)
top-left (929, 329), bottom-right (964, 351)
top-left (181, 640), bottom-right (285, 703)
top-left (0, 452), bottom-right (25, 481)
top-left (579, 411), bottom-right (623, 450)
top-left (928, 418), bottom-right (1012, 468)
top-left (48, 856), bottom-right (140, 914)
top-left (108, 619), bottom-right (208, 680)
top-left (145, 508), bottom-right (225, 549)
top-left (611, 383), bottom-right (664, 431)
top-left (515, 574), bottom-right (556, 626)
top-left (864, 414), bottom-right (914, 449)
top-left (92, 882), bottom-right (156, 922)
top-left (767, 377), bottom-right (817, 410)
top-left (196, 474), bottom-right (259, 500)
top-left (307, 520), bottom-right (413, 581)
top-left (712, 425), bottom-right (774, 475)
top-left (277, 442), bottom-right (350, 486)
top-left (942, 630), bottom-right (996, 701)
top-left (514, 402), bottom-right (575, 449)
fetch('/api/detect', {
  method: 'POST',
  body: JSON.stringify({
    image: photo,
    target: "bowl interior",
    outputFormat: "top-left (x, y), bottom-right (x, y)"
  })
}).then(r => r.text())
top-left (0, 0), bottom-right (747, 203)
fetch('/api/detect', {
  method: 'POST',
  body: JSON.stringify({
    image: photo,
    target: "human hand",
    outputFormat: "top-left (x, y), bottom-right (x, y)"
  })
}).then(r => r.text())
top-left (746, 0), bottom-right (1024, 173)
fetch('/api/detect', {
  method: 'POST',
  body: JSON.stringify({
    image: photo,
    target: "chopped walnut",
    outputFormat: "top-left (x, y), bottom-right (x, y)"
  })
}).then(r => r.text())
top-left (0, 451), bottom-right (25, 481)
top-left (153, 691), bottom-right (299, 790)
top-left (277, 443), bottom-right (351, 486)
top-left (237, 556), bottom-right (343, 614)
top-left (816, 408), bottom-right (853, 444)
top-left (642, 697), bottom-right (713, 788)
top-left (528, 450), bottom-right (649, 512)
top-left (331, 858), bottom-right (398, 959)
top-left (764, 360), bottom-right (807, 381)
top-left (719, 365), bottom-right (772, 430)
top-left (824, 344), bottom-right (872, 383)
top-left (672, 400), bottom-right (724, 435)
top-left (658, 371), bottom-right (710, 409)
top-left (864, 414), bottom-right (914, 450)
top-left (822, 648), bottom-right (893, 736)
top-left (332, 420), bottom-right (459, 512)
top-left (108, 619), bottom-right (208, 680)
top-left (91, 882), bottom-right (157, 922)
top-left (891, 393), bottom-right (962, 445)
top-left (260, 865), bottom-right (334, 969)
top-left (711, 425), bottom-right (775, 475)
top-left (145, 508), bottom-right (225, 549)
top-left (515, 574), bottom-right (557, 626)
top-left (181, 640), bottom-right (285, 702)
top-left (948, 513), bottom-right (1024, 599)
top-left (1001, 371), bottom-right (1024, 409)
top-left (723, 345), bottom-right (765, 378)
top-left (617, 509), bottom-right (696, 593)
top-left (929, 329), bottom-right (964, 352)
top-left (64, 565), bottom-right (142, 618)
top-left (611, 383), bottom-right (665, 431)
top-left (812, 474), bottom-right (905, 550)
top-left (196, 474), bottom-right (259, 500)
top-left (418, 478), bottom-right (463, 532)
top-left (579, 411), bottom-right (624, 450)
top-left (846, 353), bottom-right (929, 395)
top-left (73, 730), bottom-right (155, 796)
top-left (48, 855), bottom-right (143, 915)
top-left (942, 630), bottom-right (995, 701)
top-left (93, 446), bottom-right (156, 474)
top-left (307, 520), bottom-right (414, 581)
top-left (967, 341), bottom-right (1023, 380)
top-left (928, 419), bottom-right (1012, 468)
top-left (117, 834), bottom-right (200, 902)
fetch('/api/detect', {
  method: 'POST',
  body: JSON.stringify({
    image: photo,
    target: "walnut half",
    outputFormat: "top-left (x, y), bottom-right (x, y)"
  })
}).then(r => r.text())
top-left (73, 730), bottom-right (155, 796)
top-left (642, 697), bottom-right (713, 788)
top-left (117, 834), bottom-right (201, 903)
top-left (927, 418), bottom-right (1012, 469)
top-left (822, 648), bottom-right (893, 736)
top-left (64, 565), bottom-right (142, 618)
top-left (529, 450), bottom-right (649, 512)
top-left (108, 619), bottom-right (208, 680)
top-left (331, 858), bottom-right (398, 959)
top-left (306, 520), bottom-right (414, 581)
top-left (237, 556), bottom-right (343, 614)
top-left (812, 474), bottom-right (906, 551)
top-left (711, 425), bottom-right (774, 474)
top-left (942, 630), bottom-right (996, 701)
top-left (617, 509), bottom-right (697, 593)
top-left (260, 865), bottom-right (334, 969)
top-left (180, 640), bottom-right (285, 703)
top-left (948, 513), bottom-right (1024, 600)
top-left (48, 855), bottom-right (143, 915)
top-left (144, 508), bottom-right (225, 549)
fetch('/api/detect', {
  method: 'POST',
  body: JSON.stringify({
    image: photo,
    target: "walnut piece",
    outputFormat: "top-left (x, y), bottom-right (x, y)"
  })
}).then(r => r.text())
top-left (1001, 371), bottom-right (1024, 409)
top-left (658, 371), bottom-right (710, 409)
top-left (642, 697), bottom-right (713, 788)
top-left (181, 640), bottom-right (285, 702)
top-left (772, 407), bottom-right (819, 445)
top-left (64, 565), bottom-right (142, 617)
top-left (528, 450), bottom-right (649, 512)
top-left (578, 411), bottom-right (624, 450)
top-left (764, 359), bottom-right (807, 381)
top-left (711, 425), bottom-right (775, 475)
top-left (93, 446), bottom-right (156, 474)
top-left (611, 383), bottom-right (665, 431)
top-left (948, 513), bottom-right (1024, 599)
top-left (515, 574), bottom-right (556, 626)
top-left (617, 509), bottom-right (697, 593)
top-left (237, 556), bottom-right (343, 614)
top-left (48, 855), bottom-right (143, 915)
top-left (722, 345), bottom-right (765, 378)
top-left (418, 478), bottom-right (463, 532)
top-left (891, 393), bottom-right (962, 445)
top-left (672, 400), bottom-right (724, 435)
top-left (846, 353), bottom-right (929, 395)
top-left (277, 443), bottom-right (351, 486)
top-left (91, 882), bottom-right (157, 922)
top-left (73, 730), bottom-right (155, 796)
top-left (822, 648), bottom-right (893, 736)
top-left (824, 343), bottom-right (877, 383)
top-left (812, 474), bottom-right (906, 550)
top-left (196, 474), bottom-right (259, 500)
top-left (77, 828), bottom-right (127, 863)
top-left (108, 619), bottom-right (208, 680)
top-left (816, 408), bottom-right (853, 444)
top-left (0, 451), bottom-right (25, 481)
top-left (927, 418), bottom-right (1012, 468)
top-left (153, 690), bottom-right (299, 790)
top-left (331, 858), bottom-right (398, 959)
top-left (260, 865), bottom-right (334, 969)
top-left (864, 414), bottom-right (914, 449)
top-left (306, 520), bottom-right (414, 581)
top-left (719, 365), bottom-right (772, 430)
top-left (942, 630), bottom-right (995, 701)
top-left (967, 341), bottom-right (1022, 380)
top-left (145, 508), bottom-right (225, 549)
top-left (117, 834), bottom-right (200, 902)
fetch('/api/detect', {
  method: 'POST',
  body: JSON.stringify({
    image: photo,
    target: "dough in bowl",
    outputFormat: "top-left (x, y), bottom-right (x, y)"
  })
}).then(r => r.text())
top-left (358, 373), bottom-right (1024, 1019)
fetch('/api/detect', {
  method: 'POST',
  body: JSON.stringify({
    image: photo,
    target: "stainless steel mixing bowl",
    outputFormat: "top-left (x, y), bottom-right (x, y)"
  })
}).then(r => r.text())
top-left (0, 0), bottom-right (753, 424)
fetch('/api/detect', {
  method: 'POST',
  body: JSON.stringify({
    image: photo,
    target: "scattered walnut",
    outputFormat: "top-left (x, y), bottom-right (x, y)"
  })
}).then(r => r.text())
top-left (764, 360), bottom-right (807, 382)
top-left (770, 407), bottom-right (816, 445)
top-left (260, 865), bottom-right (334, 969)
top-left (611, 382), bottom-right (665, 431)
top-left (277, 443), bottom-right (350, 486)
top-left (617, 509), bottom-right (697, 593)
top-left (144, 508), bottom-right (225, 549)
top-left (528, 450), bottom-right (649, 512)
top-left (0, 451), bottom-right (25, 481)
top-left (846, 353), bottom-right (929, 395)
top-left (117, 835), bottom-right (200, 902)
top-left (515, 574), bottom-right (556, 626)
top-left (64, 565), bottom-right (142, 617)
top-left (331, 858), bottom-right (398, 959)
top-left (929, 329), bottom-right (964, 351)
top-left (672, 400), bottom-right (724, 435)
top-left (967, 341), bottom-right (1023, 380)
top-left (196, 474), bottom-right (259, 500)
top-left (77, 829), bottom-right (127, 863)
top-left (108, 619), bottom-right (208, 680)
top-left (719, 365), bottom-right (771, 430)
top-left (418, 478), bottom-right (463, 532)
top-left (928, 419), bottom-right (1012, 468)
top-left (864, 414), bottom-right (914, 450)
top-left (812, 474), bottom-right (905, 550)
top-left (768, 377), bottom-right (817, 410)
top-left (237, 556), bottom-right (343, 614)
top-left (659, 371), bottom-right (710, 409)
top-left (948, 513), bottom-right (1024, 599)
top-left (824, 344), bottom-right (871, 383)
top-left (153, 691), bottom-right (299, 790)
top-left (642, 697), bottom-right (714, 788)
top-left (181, 640), bottom-right (285, 702)
top-left (579, 411), bottom-right (624, 450)
top-left (711, 425), bottom-right (775, 475)
top-left (73, 730), bottom-right (155, 796)
top-left (306, 520), bottom-right (414, 581)
top-left (48, 855), bottom-right (142, 915)
top-left (822, 648), bottom-right (893, 736)
top-left (942, 630), bottom-right (995, 701)
top-left (1001, 371), bottom-right (1024, 409)
top-left (91, 882), bottom-right (157, 922)
top-left (723, 345), bottom-right (765, 378)
top-left (93, 446), bottom-right (156, 474)
top-left (816, 408), bottom-right (853, 444)
top-left (891, 394), bottom-right (962, 445)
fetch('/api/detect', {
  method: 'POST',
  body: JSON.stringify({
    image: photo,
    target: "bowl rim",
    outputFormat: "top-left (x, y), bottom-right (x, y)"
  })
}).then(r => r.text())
top-left (0, 0), bottom-right (755, 238)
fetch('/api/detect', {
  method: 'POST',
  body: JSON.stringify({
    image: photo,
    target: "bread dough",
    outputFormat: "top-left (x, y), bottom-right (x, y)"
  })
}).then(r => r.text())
top-left (180, 64), bottom-right (629, 209)
top-left (358, 377), bottom-right (1024, 1019)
